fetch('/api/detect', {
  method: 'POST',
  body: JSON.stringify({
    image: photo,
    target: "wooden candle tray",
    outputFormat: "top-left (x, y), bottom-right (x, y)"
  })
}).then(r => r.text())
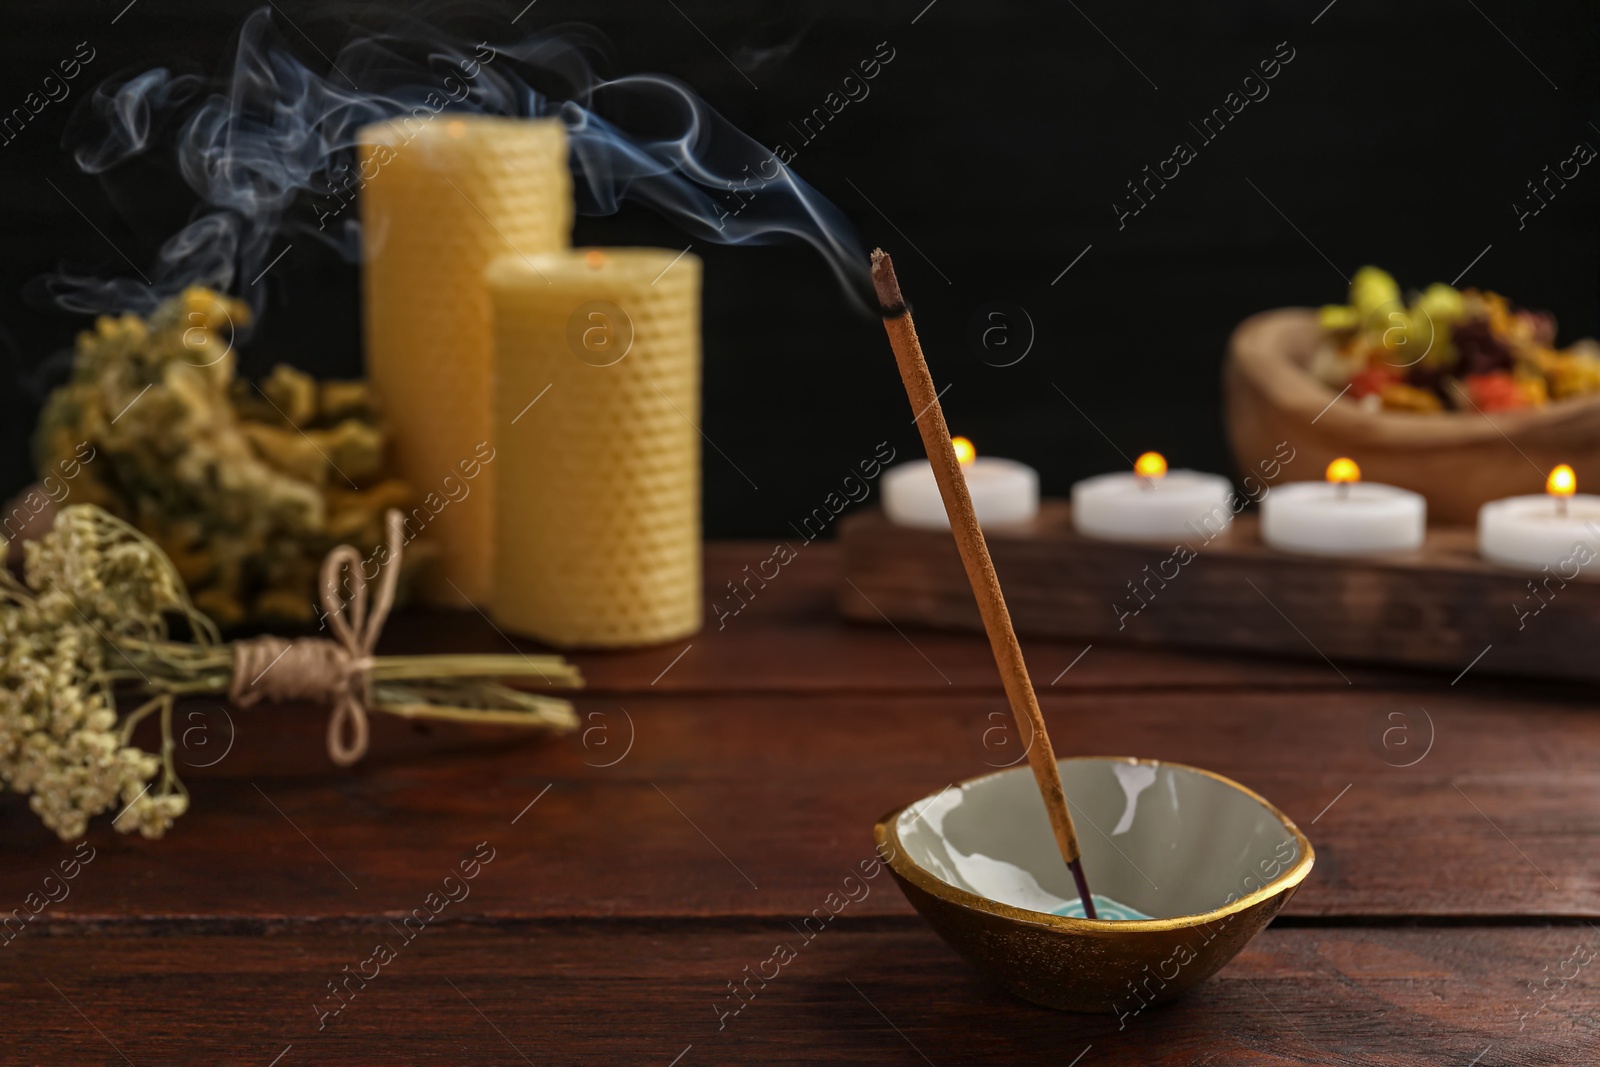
top-left (838, 502), bottom-right (1594, 684)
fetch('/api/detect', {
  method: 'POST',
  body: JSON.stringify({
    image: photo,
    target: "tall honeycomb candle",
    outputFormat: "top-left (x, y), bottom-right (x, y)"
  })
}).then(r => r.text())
top-left (359, 115), bottom-right (571, 604)
top-left (488, 248), bottom-right (702, 647)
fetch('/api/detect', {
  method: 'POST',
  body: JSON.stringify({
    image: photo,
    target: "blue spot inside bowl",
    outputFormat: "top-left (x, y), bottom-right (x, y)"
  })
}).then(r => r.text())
top-left (1052, 894), bottom-right (1152, 921)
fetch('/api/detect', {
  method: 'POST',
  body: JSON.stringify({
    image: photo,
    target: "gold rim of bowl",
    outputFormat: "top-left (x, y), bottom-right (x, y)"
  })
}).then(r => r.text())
top-left (874, 755), bottom-right (1315, 935)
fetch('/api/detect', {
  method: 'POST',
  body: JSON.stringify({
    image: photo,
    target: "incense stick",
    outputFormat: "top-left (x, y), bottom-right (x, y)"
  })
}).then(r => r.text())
top-left (870, 249), bottom-right (1097, 919)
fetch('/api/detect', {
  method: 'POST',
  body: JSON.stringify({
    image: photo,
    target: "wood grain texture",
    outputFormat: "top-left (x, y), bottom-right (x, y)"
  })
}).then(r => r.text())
top-left (839, 506), bottom-right (1600, 684)
top-left (389, 543), bottom-right (1422, 693)
top-left (0, 688), bottom-right (1594, 920)
top-left (2, 925), bottom-right (1593, 1065)
top-left (2, 540), bottom-right (1592, 1062)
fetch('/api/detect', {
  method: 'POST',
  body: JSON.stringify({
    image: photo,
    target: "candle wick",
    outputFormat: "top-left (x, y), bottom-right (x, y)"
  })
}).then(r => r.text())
top-left (1336, 482), bottom-right (1350, 501)
top-left (1558, 495), bottom-right (1570, 519)
top-left (1138, 477), bottom-right (1155, 491)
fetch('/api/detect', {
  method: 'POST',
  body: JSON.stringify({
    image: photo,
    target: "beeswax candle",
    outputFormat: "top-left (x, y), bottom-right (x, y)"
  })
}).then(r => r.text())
top-left (488, 248), bottom-right (703, 647)
top-left (359, 115), bottom-right (571, 604)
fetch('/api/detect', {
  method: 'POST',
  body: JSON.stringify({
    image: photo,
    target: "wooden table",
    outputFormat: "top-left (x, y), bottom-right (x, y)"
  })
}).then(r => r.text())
top-left (3, 544), bottom-right (1596, 1065)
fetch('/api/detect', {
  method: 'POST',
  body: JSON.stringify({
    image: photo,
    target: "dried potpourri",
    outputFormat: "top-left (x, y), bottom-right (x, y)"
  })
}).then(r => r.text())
top-left (32, 288), bottom-right (415, 627)
top-left (1312, 266), bottom-right (1600, 414)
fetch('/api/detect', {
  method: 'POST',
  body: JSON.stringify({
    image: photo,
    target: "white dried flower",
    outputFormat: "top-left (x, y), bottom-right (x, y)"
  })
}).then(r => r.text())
top-left (1, 506), bottom-right (191, 840)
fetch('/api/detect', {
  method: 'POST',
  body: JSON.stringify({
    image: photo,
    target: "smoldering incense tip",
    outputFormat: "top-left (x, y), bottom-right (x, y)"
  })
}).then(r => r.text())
top-left (870, 248), bottom-right (907, 319)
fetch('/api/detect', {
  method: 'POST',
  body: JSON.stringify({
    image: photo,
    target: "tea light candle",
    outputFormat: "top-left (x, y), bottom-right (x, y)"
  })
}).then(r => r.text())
top-left (1261, 458), bottom-right (1426, 556)
top-left (1479, 465), bottom-right (1600, 575)
top-left (883, 437), bottom-right (1039, 529)
top-left (1071, 452), bottom-right (1234, 543)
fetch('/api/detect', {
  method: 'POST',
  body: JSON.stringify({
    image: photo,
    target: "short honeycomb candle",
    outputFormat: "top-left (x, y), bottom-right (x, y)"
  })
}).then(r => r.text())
top-left (360, 115), bottom-right (572, 604)
top-left (883, 437), bottom-right (1039, 529)
top-left (1261, 458), bottom-right (1426, 556)
top-left (1479, 465), bottom-right (1600, 575)
top-left (487, 248), bottom-right (702, 647)
top-left (1072, 452), bottom-right (1234, 543)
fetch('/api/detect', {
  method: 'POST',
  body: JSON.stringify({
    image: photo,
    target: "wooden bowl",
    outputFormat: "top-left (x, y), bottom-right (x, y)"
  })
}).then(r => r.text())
top-left (1225, 309), bottom-right (1600, 524)
top-left (875, 757), bottom-right (1312, 1014)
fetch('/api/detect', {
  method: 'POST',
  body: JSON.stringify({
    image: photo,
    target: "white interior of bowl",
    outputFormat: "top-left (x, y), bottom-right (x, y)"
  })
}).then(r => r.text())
top-left (894, 757), bottom-right (1302, 920)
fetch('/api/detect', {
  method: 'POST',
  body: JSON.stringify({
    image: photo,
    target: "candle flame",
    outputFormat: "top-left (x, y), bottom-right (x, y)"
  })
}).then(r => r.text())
top-left (951, 436), bottom-right (976, 467)
top-left (1548, 464), bottom-right (1577, 497)
top-left (1134, 452), bottom-right (1167, 479)
top-left (585, 250), bottom-right (606, 269)
top-left (1326, 457), bottom-right (1361, 484)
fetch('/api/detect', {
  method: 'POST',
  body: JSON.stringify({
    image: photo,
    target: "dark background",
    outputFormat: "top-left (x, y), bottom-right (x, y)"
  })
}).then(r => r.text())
top-left (1, 0), bottom-right (1595, 537)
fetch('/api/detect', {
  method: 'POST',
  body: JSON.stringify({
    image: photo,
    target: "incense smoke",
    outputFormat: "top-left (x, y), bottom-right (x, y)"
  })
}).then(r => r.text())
top-left (47, 8), bottom-right (873, 318)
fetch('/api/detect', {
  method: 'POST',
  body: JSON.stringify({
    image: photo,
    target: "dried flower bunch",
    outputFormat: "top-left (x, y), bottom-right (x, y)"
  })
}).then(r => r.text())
top-left (1, 506), bottom-right (579, 842)
top-left (2, 506), bottom-right (208, 839)
top-left (33, 288), bottom-right (413, 627)
top-left (1315, 266), bottom-right (1600, 414)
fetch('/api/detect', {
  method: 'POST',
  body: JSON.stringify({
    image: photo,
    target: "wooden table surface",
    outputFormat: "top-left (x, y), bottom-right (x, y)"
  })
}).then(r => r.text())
top-left (3, 543), bottom-right (1597, 1065)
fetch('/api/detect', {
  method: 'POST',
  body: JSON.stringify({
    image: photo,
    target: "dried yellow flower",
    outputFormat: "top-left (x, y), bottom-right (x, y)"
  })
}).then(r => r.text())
top-left (33, 287), bottom-right (412, 626)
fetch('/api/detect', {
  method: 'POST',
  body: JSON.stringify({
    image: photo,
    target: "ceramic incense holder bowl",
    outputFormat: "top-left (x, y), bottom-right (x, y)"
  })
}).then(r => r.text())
top-left (874, 757), bottom-right (1313, 1013)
